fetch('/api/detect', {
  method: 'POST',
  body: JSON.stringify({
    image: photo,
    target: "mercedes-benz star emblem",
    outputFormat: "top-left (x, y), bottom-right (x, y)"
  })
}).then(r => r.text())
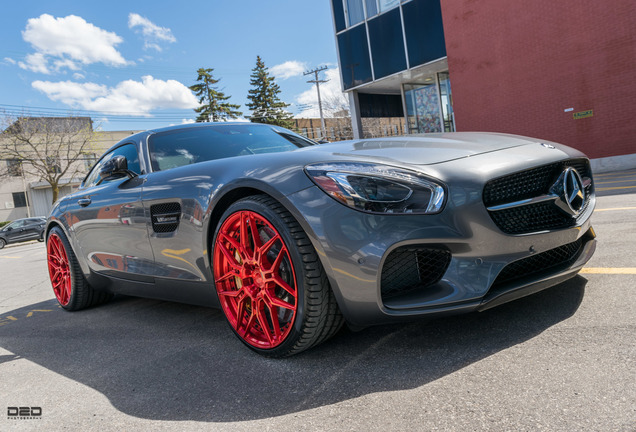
top-left (550, 167), bottom-right (586, 216)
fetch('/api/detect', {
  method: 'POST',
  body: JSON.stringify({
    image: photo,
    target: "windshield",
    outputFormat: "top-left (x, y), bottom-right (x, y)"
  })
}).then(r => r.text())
top-left (148, 124), bottom-right (314, 172)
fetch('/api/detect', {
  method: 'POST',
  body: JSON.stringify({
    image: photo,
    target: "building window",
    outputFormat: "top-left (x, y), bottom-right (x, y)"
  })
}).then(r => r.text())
top-left (6, 159), bottom-right (22, 177)
top-left (337, 24), bottom-right (373, 89)
top-left (301, 127), bottom-right (308, 137)
top-left (403, 0), bottom-right (446, 68)
top-left (365, 0), bottom-right (378, 17)
top-left (332, 0), bottom-right (346, 32)
top-left (345, 0), bottom-right (365, 27)
top-left (12, 192), bottom-right (27, 208)
top-left (379, 0), bottom-right (400, 12)
top-left (368, 7), bottom-right (407, 79)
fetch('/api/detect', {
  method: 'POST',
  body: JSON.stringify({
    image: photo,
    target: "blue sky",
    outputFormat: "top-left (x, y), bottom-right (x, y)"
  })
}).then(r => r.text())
top-left (0, 0), bottom-right (346, 131)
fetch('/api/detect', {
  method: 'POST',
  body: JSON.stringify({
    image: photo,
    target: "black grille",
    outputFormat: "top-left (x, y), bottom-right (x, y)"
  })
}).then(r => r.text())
top-left (150, 203), bottom-right (181, 233)
top-left (492, 238), bottom-right (584, 289)
top-left (380, 246), bottom-right (451, 300)
top-left (484, 159), bottom-right (592, 234)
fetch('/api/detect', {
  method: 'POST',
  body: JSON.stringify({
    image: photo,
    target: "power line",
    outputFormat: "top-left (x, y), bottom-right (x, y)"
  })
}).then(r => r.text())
top-left (303, 66), bottom-right (329, 139)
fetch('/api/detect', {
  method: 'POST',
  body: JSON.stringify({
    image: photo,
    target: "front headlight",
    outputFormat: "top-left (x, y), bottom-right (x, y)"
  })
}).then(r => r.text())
top-left (305, 162), bottom-right (446, 214)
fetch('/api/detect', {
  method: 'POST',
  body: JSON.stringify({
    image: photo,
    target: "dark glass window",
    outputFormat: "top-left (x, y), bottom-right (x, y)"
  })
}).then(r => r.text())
top-left (365, 0), bottom-right (378, 17)
top-left (368, 8), bottom-right (407, 79)
top-left (148, 125), bottom-right (311, 172)
top-left (337, 25), bottom-right (373, 90)
top-left (12, 192), bottom-right (27, 208)
top-left (6, 159), bottom-right (22, 177)
top-left (332, 0), bottom-right (346, 32)
top-left (403, 0), bottom-right (446, 67)
top-left (346, 0), bottom-right (365, 26)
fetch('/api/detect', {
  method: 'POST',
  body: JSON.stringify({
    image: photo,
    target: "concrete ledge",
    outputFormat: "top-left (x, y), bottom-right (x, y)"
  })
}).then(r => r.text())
top-left (590, 153), bottom-right (636, 174)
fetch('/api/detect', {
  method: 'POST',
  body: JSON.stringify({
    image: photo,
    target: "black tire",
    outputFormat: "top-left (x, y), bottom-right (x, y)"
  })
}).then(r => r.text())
top-left (47, 226), bottom-right (112, 311)
top-left (0, 238), bottom-right (5, 249)
top-left (212, 195), bottom-right (344, 357)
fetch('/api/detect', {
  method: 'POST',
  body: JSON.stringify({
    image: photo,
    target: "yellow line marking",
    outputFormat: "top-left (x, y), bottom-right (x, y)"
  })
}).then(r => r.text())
top-left (581, 268), bottom-right (636, 274)
top-left (596, 180), bottom-right (636, 185)
top-left (595, 207), bottom-right (636, 212)
top-left (596, 185), bottom-right (636, 191)
top-left (0, 256), bottom-right (21, 259)
top-left (594, 171), bottom-right (636, 177)
top-left (6, 316), bottom-right (18, 321)
top-left (26, 310), bottom-right (52, 318)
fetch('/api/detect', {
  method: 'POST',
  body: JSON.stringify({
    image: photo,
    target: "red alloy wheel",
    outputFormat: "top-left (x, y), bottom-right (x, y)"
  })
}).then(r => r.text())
top-left (47, 232), bottom-right (72, 306)
top-left (213, 210), bottom-right (298, 349)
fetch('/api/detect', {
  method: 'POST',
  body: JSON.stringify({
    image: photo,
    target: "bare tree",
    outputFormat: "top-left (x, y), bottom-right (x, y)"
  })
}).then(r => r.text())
top-left (0, 115), bottom-right (99, 204)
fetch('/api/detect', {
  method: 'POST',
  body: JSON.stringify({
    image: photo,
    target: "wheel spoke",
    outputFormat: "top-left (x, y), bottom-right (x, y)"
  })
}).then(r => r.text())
top-left (272, 275), bottom-right (296, 297)
top-left (215, 269), bottom-right (239, 284)
top-left (219, 232), bottom-right (247, 262)
top-left (262, 299), bottom-right (282, 339)
top-left (216, 241), bottom-right (242, 271)
top-left (255, 304), bottom-right (274, 345)
top-left (265, 291), bottom-right (296, 310)
top-left (239, 302), bottom-right (255, 337)
top-left (269, 246), bottom-right (287, 272)
top-left (217, 287), bottom-right (243, 298)
top-left (258, 235), bottom-right (280, 258)
top-left (248, 215), bottom-right (261, 250)
top-left (239, 212), bottom-right (255, 260)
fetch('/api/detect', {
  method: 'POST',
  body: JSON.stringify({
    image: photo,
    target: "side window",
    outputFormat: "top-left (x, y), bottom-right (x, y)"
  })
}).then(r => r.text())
top-left (83, 144), bottom-right (141, 188)
top-left (8, 220), bottom-right (26, 229)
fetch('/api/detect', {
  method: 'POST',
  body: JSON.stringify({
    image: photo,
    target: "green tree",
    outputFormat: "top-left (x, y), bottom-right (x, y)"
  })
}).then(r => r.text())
top-left (190, 68), bottom-right (242, 122)
top-left (246, 56), bottom-right (294, 128)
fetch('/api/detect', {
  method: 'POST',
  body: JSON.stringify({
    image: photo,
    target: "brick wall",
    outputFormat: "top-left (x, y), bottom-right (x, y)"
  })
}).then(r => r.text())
top-left (441, 0), bottom-right (636, 159)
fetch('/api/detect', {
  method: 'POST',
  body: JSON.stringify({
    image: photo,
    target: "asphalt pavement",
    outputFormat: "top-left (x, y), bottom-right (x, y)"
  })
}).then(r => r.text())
top-left (0, 170), bottom-right (635, 431)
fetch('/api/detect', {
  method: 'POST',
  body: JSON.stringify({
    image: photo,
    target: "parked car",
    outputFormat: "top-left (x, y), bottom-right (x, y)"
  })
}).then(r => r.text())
top-left (45, 123), bottom-right (596, 357)
top-left (0, 217), bottom-right (47, 249)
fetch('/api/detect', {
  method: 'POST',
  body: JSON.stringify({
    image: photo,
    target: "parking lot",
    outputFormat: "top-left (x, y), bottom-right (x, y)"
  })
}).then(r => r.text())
top-left (1, 170), bottom-right (635, 431)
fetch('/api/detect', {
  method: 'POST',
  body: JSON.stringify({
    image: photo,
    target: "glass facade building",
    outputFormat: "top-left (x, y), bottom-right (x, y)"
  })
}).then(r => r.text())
top-left (332, 0), bottom-right (453, 138)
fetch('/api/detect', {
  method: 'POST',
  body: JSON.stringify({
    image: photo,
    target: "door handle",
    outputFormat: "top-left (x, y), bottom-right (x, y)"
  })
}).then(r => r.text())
top-left (78, 198), bottom-right (92, 207)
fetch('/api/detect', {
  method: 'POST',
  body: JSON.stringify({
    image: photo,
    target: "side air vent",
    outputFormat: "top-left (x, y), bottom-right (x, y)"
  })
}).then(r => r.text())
top-left (380, 246), bottom-right (451, 300)
top-left (150, 202), bottom-right (181, 233)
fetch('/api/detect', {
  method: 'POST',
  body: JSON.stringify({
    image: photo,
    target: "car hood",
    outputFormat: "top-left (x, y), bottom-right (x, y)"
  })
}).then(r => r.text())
top-left (298, 132), bottom-right (541, 165)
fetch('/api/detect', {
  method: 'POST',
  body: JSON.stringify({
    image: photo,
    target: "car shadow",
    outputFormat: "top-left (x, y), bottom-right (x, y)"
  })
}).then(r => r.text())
top-left (0, 276), bottom-right (586, 422)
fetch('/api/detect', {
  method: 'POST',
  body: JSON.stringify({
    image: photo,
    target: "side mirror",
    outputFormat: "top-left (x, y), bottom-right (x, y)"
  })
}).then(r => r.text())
top-left (5, 227), bottom-right (12, 231)
top-left (98, 155), bottom-right (136, 184)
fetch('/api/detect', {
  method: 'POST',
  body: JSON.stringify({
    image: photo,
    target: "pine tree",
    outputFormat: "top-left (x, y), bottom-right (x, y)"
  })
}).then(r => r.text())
top-left (190, 68), bottom-right (242, 122)
top-left (246, 56), bottom-right (294, 128)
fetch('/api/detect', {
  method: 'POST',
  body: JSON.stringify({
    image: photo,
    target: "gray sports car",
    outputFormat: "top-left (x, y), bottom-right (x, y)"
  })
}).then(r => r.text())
top-left (46, 123), bottom-right (596, 356)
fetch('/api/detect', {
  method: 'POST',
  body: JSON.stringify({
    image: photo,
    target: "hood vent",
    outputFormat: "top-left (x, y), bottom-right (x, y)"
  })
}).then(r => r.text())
top-left (150, 203), bottom-right (181, 233)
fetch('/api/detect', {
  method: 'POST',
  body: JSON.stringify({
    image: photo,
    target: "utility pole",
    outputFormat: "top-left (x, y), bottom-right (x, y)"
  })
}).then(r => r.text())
top-left (304, 66), bottom-right (329, 140)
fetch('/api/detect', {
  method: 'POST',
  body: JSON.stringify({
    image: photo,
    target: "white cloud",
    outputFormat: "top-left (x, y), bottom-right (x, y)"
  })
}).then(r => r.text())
top-left (4, 57), bottom-right (17, 65)
top-left (296, 67), bottom-right (349, 118)
top-left (19, 14), bottom-right (128, 74)
top-left (32, 75), bottom-right (198, 116)
top-left (181, 118), bottom-right (195, 124)
top-left (128, 13), bottom-right (176, 51)
top-left (271, 60), bottom-right (307, 80)
top-left (19, 53), bottom-right (50, 73)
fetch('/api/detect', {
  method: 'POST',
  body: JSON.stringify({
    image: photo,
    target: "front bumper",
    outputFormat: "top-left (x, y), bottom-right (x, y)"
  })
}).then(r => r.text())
top-left (284, 170), bottom-right (596, 328)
